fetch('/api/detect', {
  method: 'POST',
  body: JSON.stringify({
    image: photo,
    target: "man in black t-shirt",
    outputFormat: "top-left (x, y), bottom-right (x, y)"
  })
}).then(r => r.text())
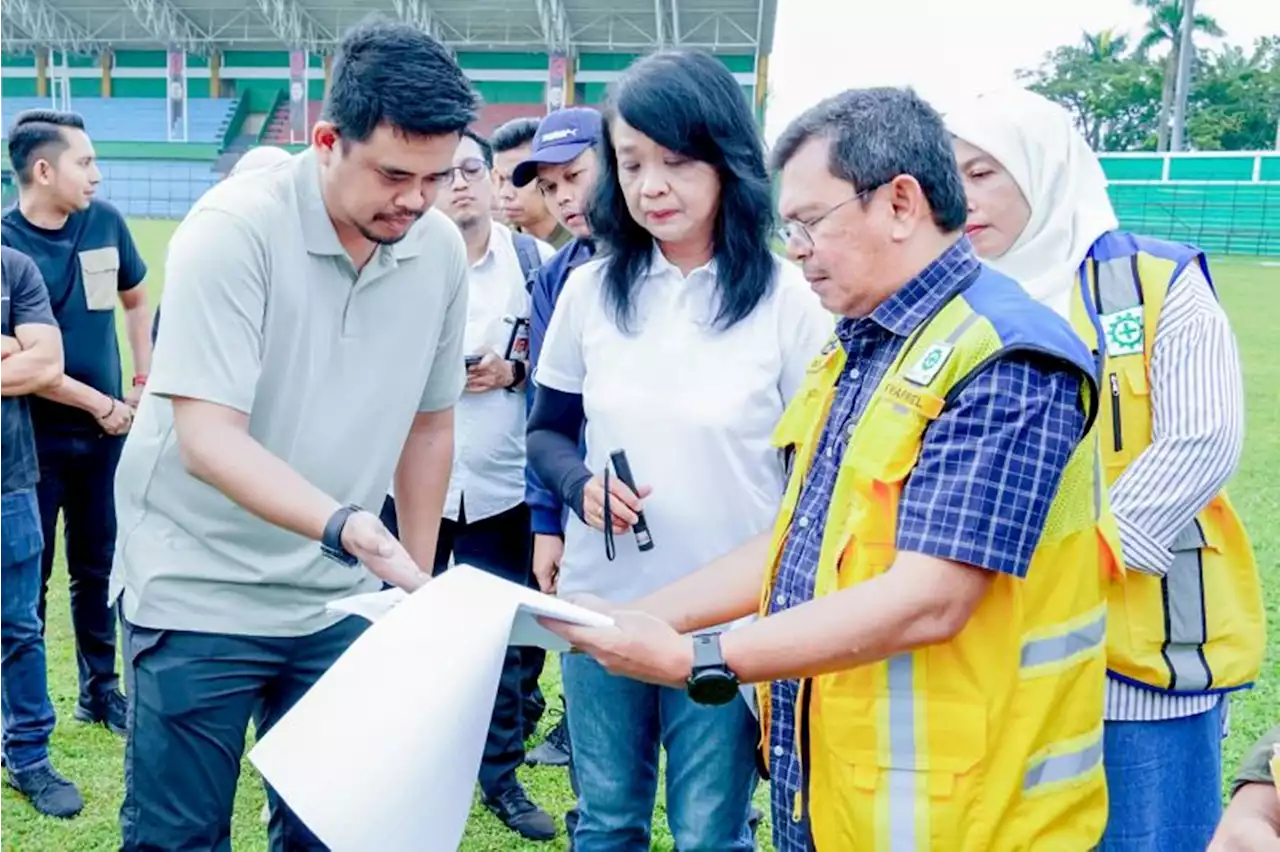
top-left (2, 110), bottom-right (152, 736)
top-left (1, 245), bottom-right (83, 818)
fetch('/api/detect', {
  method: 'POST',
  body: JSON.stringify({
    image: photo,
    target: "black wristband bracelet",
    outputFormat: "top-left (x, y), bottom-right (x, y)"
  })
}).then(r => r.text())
top-left (505, 359), bottom-right (527, 390)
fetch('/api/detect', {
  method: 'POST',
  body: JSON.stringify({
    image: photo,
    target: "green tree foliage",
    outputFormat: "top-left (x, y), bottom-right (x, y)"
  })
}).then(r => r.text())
top-left (1019, 26), bottom-right (1279, 152)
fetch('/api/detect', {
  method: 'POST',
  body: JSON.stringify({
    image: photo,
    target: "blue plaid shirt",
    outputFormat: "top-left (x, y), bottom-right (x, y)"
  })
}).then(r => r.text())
top-left (766, 239), bottom-right (1087, 851)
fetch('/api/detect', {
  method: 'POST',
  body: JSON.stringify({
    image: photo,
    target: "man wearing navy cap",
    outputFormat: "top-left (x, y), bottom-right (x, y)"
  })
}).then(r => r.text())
top-left (514, 106), bottom-right (603, 844)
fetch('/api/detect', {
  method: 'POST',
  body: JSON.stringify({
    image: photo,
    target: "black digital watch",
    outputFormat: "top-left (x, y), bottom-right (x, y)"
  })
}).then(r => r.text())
top-left (686, 632), bottom-right (739, 706)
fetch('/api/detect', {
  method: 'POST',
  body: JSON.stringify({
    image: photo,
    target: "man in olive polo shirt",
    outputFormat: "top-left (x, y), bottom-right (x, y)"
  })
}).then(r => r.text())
top-left (1209, 724), bottom-right (1280, 851)
top-left (109, 20), bottom-right (478, 850)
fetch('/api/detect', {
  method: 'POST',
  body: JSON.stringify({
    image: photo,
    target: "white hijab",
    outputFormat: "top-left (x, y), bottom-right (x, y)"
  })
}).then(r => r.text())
top-left (944, 87), bottom-right (1119, 318)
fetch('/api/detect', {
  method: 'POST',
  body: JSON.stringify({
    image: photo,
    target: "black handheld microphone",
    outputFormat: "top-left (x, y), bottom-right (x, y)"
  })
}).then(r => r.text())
top-left (609, 449), bottom-right (654, 552)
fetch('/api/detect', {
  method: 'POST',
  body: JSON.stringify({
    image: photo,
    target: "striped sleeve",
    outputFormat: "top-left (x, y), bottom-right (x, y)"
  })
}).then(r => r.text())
top-left (1108, 260), bottom-right (1245, 576)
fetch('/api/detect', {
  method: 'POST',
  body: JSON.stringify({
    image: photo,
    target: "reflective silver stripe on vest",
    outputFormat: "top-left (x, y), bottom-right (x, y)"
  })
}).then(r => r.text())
top-left (887, 653), bottom-right (918, 851)
top-left (1023, 737), bottom-right (1104, 792)
top-left (1020, 609), bottom-right (1107, 671)
top-left (1094, 257), bottom-right (1142, 314)
top-left (1163, 521), bottom-right (1214, 691)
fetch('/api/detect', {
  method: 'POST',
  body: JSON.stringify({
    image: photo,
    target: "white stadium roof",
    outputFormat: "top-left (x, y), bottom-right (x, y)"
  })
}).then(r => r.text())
top-left (0, 0), bottom-right (777, 56)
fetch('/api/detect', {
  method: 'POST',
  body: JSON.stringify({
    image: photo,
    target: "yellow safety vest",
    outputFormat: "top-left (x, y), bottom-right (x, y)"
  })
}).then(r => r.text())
top-left (757, 265), bottom-right (1120, 851)
top-left (1068, 231), bottom-right (1265, 695)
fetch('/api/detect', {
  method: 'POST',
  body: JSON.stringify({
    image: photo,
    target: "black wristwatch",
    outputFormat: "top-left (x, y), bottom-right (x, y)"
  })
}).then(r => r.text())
top-left (686, 632), bottom-right (739, 706)
top-left (321, 503), bottom-right (362, 567)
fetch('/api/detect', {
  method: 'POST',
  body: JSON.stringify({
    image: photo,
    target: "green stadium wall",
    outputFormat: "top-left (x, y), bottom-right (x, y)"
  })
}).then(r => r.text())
top-left (1, 48), bottom-right (757, 107)
top-left (1099, 153), bottom-right (1280, 256)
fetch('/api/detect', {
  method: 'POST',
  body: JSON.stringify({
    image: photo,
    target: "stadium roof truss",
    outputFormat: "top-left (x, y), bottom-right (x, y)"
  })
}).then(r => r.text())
top-left (0, 0), bottom-right (778, 57)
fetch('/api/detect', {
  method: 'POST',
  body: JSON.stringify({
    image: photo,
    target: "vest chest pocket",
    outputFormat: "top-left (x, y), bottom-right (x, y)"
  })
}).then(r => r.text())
top-left (773, 386), bottom-right (833, 478)
top-left (79, 247), bottom-right (120, 312)
top-left (839, 398), bottom-right (928, 555)
top-left (1104, 356), bottom-right (1150, 468)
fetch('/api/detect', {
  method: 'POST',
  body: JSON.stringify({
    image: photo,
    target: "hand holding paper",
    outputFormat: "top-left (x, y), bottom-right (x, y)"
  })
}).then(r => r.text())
top-left (249, 566), bottom-right (612, 852)
top-left (538, 608), bottom-right (694, 689)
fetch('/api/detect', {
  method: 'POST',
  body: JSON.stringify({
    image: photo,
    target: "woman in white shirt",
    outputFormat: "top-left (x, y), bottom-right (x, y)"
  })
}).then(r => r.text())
top-left (527, 48), bottom-right (833, 851)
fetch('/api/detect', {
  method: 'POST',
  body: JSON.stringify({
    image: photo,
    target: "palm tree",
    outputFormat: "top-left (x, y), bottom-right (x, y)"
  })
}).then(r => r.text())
top-left (1083, 28), bottom-right (1130, 63)
top-left (1133, 0), bottom-right (1224, 150)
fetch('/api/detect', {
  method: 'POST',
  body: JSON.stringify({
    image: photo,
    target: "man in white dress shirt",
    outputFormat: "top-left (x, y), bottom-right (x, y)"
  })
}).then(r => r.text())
top-left (420, 128), bottom-right (558, 841)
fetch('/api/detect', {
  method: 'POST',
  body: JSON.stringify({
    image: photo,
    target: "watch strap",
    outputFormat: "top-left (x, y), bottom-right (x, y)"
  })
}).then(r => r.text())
top-left (691, 632), bottom-right (725, 671)
top-left (506, 358), bottom-right (527, 390)
top-left (321, 504), bottom-right (362, 567)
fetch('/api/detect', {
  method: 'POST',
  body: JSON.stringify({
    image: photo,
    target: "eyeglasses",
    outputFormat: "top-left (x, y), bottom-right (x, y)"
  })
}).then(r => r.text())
top-left (431, 157), bottom-right (488, 186)
top-left (778, 183), bottom-right (883, 248)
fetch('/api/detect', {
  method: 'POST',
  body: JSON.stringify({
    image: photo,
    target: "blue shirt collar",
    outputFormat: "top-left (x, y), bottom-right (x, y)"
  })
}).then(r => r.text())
top-left (837, 236), bottom-right (980, 348)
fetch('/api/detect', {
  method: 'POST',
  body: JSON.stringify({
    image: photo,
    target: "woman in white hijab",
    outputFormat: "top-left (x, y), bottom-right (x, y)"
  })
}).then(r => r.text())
top-left (944, 87), bottom-right (1118, 319)
top-left (946, 88), bottom-right (1260, 852)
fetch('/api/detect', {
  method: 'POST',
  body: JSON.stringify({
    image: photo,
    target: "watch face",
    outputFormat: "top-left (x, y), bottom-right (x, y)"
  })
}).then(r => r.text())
top-left (690, 671), bottom-right (739, 706)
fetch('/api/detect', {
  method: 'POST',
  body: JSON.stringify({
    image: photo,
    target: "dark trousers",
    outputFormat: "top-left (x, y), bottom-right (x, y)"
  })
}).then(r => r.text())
top-left (119, 616), bottom-right (368, 851)
top-left (1, 489), bottom-right (57, 771)
top-left (35, 431), bottom-right (124, 705)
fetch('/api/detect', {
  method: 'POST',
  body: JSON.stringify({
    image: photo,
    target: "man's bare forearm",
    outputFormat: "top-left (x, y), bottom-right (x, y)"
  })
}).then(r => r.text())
top-left (38, 374), bottom-right (113, 416)
top-left (394, 410), bottom-right (454, 574)
top-left (172, 399), bottom-right (340, 541)
top-left (1, 350), bottom-right (62, 396)
top-left (1228, 784), bottom-right (1280, 833)
top-left (632, 530), bottom-right (772, 634)
top-left (719, 551), bottom-right (993, 685)
top-left (124, 303), bottom-right (153, 376)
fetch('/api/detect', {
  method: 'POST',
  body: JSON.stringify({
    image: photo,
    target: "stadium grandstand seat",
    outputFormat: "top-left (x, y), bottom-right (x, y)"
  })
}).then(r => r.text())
top-left (0, 96), bottom-right (238, 144)
top-left (93, 160), bottom-right (221, 219)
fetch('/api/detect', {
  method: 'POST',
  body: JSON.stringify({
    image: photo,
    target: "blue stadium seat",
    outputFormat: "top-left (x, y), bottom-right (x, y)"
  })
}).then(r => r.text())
top-left (1, 96), bottom-right (237, 144)
top-left (94, 160), bottom-right (221, 218)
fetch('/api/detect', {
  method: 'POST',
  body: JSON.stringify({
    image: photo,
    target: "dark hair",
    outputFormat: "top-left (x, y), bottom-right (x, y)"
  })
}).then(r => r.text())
top-left (771, 87), bottom-right (968, 233)
top-left (461, 129), bottom-right (493, 168)
top-left (589, 49), bottom-right (776, 333)
top-left (7, 110), bottom-right (86, 185)
top-left (323, 17), bottom-right (479, 143)
top-left (490, 118), bottom-right (541, 154)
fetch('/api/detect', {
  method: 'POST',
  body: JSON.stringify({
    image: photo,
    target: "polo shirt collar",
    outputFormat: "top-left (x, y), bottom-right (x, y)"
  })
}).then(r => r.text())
top-left (471, 221), bottom-right (509, 270)
top-left (648, 242), bottom-right (718, 281)
top-left (293, 148), bottom-right (424, 263)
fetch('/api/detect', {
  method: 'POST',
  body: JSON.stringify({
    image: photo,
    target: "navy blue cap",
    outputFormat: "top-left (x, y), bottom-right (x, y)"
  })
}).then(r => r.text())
top-left (512, 107), bottom-right (603, 188)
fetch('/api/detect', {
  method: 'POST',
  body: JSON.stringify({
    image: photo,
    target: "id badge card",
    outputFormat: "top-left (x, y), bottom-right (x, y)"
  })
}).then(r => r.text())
top-left (504, 315), bottom-right (531, 362)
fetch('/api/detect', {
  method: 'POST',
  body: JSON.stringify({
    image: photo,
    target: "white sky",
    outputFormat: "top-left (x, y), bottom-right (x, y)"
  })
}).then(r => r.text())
top-left (764, 0), bottom-right (1280, 142)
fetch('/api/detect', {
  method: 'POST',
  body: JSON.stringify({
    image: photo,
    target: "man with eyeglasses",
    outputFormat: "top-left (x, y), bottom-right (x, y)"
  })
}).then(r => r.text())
top-left (406, 128), bottom-right (558, 841)
top-left (541, 88), bottom-right (1113, 851)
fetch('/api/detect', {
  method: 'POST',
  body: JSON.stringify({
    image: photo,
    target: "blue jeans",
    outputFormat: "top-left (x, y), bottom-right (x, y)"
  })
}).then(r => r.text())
top-left (562, 653), bottom-right (757, 852)
top-left (1, 489), bottom-right (57, 771)
top-left (1100, 701), bottom-right (1226, 852)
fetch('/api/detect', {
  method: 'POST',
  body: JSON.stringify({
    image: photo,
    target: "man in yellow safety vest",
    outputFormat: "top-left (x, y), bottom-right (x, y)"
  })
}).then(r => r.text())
top-left (542, 87), bottom-right (1120, 851)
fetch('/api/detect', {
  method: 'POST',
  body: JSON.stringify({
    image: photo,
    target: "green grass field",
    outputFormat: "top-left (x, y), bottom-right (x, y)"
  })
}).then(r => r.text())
top-left (2, 219), bottom-right (1276, 851)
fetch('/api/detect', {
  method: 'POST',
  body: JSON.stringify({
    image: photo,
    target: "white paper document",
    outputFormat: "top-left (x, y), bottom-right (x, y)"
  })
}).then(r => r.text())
top-left (248, 566), bottom-right (613, 852)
